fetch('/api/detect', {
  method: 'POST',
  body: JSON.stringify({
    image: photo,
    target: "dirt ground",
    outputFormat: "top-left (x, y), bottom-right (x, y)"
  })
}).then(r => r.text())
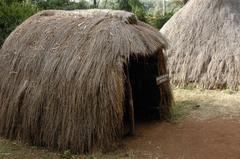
top-left (126, 119), bottom-right (240, 159)
top-left (0, 88), bottom-right (240, 159)
top-left (125, 88), bottom-right (240, 159)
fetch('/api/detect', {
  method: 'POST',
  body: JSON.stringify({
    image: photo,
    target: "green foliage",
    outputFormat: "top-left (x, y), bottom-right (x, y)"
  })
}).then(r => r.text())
top-left (0, 0), bottom-right (184, 47)
top-left (60, 149), bottom-right (72, 159)
top-left (118, 0), bottom-right (131, 11)
top-left (105, 0), bottom-right (179, 26)
top-left (0, 0), bottom-right (38, 46)
top-left (171, 100), bottom-right (192, 122)
top-left (99, 0), bottom-right (119, 10)
top-left (87, 155), bottom-right (97, 159)
top-left (129, 0), bottom-right (146, 21)
top-left (223, 89), bottom-right (236, 95)
top-left (101, 0), bottom-right (146, 21)
top-left (36, 0), bottom-right (89, 10)
top-left (3, 0), bottom-right (25, 5)
top-left (119, 0), bottom-right (146, 21)
top-left (146, 11), bottom-right (174, 29)
top-left (168, 0), bottom-right (184, 12)
top-left (0, 144), bottom-right (11, 157)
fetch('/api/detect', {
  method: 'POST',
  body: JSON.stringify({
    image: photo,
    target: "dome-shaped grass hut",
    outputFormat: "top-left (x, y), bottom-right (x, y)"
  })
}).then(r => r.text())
top-left (160, 0), bottom-right (240, 90)
top-left (0, 10), bottom-right (172, 153)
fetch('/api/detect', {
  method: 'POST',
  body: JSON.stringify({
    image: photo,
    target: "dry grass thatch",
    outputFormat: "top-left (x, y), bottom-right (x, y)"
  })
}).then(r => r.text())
top-left (160, 0), bottom-right (240, 90)
top-left (0, 9), bottom-right (172, 153)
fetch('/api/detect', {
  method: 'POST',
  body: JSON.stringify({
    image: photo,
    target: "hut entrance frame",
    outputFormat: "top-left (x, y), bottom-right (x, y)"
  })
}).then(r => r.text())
top-left (124, 53), bottom-right (162, 135)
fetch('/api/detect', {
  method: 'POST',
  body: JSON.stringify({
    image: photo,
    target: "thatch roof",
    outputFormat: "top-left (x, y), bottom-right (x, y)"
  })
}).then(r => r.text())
top-left (160, 0), bottom-right (240, 90)
top-left (0, 9), bottom-right (172, 153)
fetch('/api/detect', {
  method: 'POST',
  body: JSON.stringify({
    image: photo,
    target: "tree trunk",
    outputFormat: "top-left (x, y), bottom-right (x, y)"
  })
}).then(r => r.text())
top-left (93, 0), bottom-right (97, 7)
top-left (162, 0), bottom-right (166, 16)
top-left (183, 0), bottom-right (188, 4)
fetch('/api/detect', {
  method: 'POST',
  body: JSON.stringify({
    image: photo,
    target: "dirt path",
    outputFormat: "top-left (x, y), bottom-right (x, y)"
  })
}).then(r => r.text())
top-left (124, 89), bottom-right (240, 159)
top-left (125, 119), bottom-right (240, 159)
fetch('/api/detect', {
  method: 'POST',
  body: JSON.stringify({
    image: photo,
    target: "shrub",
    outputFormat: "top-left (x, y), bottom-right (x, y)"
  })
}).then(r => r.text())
top-left (146, 12), bottom-right (174, 29)
top-left (36, 0), bottom-right (89, 10)
top-left (0, 0), bottom-right (38, 47)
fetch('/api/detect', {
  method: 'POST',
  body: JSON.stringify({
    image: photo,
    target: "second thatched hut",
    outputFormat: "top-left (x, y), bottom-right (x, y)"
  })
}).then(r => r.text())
top-left (161, 0), bottom-right (240, 90)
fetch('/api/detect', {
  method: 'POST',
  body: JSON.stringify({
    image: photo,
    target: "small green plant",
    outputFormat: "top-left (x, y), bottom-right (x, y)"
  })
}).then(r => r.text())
top-left (41, 155), bottom-right (52, 159)
top-left (223, 89), bottom-right (235, 95)
top-left (87, 155), bottom-right (97, 159)
top-left (61, 149), bottom-right (72, 159)
top-left (183, 84), bottom-right (195, 90)
top-left (36, 0), bottom-right (89, 10)
top-left (146, 12), bottom-right (174, 29)
top-left (0, 144), bottom-right (12, 157)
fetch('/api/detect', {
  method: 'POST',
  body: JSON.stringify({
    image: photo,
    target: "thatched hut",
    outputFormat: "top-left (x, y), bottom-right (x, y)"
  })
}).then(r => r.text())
top-left (0, 9), bottom-right (172, 153)
top-left (160, 0), bottom-right (240, 90)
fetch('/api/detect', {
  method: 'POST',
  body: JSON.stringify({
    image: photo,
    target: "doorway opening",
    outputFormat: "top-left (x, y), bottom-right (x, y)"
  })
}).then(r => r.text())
top-left (124, 53), bottom-right (162, 135)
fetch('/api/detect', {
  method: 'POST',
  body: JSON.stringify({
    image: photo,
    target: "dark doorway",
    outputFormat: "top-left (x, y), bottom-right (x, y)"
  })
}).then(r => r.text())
top-left (123, 54), bottom-right (161, 134)
top-left (129, 54), bottom-right (161, 121)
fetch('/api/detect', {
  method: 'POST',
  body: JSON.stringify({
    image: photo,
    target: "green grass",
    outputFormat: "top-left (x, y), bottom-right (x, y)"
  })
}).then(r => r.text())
top-left (223, 89), bottom-right (236, 95)
top-left (0, 144), bottom-right (12, 158)
top-left (171, 100), bottom-right (197, 122)
top-left (0, 138), bottom-right (132, 159)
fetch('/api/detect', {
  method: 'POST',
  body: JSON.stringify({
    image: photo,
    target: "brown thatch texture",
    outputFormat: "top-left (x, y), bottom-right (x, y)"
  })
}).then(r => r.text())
top-left (0, 9), bottom-right (172, 153)
top-left (160, 0), bottom-right (240, 90)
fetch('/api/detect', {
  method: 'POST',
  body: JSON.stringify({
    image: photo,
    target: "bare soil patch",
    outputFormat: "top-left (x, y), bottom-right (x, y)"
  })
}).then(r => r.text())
top-left (124, 89), bottom-right (240, 159)
top-left (126, 119), bottom-right (240, 159)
